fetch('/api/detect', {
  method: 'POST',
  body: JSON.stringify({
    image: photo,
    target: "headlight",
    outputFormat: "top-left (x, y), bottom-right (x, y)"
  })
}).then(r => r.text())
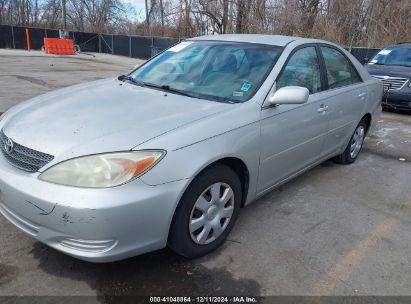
top-left (39, 150), bottom-right (165, 188)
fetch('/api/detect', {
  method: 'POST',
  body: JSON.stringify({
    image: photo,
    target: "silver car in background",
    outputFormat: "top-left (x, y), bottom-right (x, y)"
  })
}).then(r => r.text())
top-left (0, 35), bottom-right (382, 262)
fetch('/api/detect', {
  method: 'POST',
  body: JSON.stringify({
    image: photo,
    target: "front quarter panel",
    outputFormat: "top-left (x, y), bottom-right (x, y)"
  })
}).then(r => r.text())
top-left (136, 101), bottom-right (262, 205)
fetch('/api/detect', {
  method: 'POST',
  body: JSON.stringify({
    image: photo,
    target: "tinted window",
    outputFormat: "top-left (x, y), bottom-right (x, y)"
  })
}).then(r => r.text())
top-left (321, 46), bottom-right (361, 89)
top-left (277, 47), bottom-right (322, 94)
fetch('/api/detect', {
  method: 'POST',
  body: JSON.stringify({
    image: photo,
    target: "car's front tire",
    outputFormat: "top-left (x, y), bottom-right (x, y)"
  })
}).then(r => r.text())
top-left (168, 164), bottom-right (242, 258)
top-left (333, 119), bottom-right (367, 164)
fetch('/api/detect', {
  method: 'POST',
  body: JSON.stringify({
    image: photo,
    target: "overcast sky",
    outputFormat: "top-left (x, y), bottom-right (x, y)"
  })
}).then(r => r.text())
top-left (121, 0), bottom-right (177, 21)
top-left (123, 0), bottom-right (145, 11)
top-left (120, 0), bottom-right (146, 21)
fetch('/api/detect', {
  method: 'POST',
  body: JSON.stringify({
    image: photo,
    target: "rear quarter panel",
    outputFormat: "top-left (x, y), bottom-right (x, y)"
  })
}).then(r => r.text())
top-left (366, 78), bottom-right (383, 130)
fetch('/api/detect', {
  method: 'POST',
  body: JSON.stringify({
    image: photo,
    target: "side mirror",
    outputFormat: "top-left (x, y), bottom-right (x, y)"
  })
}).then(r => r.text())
top-left (363, 57), bottom-right (369, 65)
top-left (267, 86), bottom-right (309, 105)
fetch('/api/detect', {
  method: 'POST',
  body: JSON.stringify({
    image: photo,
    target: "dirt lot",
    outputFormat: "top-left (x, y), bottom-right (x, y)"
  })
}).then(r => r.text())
top-left (0, 50), bottom-right (410, 300)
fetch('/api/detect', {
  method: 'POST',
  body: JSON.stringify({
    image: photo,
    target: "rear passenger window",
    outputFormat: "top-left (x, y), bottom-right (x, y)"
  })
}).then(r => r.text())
top-left (276, 47), bottom-right (322, 94)
top-left (321, 47), bottom-right (361, 89)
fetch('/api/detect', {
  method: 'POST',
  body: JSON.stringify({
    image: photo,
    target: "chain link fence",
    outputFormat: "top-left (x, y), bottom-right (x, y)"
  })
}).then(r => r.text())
top-left (0, 25), bottom-right (181, 59)
top-left (348, 47), bottom-right (381, 63)
top-left (0, 24), bottom-right (381, 62)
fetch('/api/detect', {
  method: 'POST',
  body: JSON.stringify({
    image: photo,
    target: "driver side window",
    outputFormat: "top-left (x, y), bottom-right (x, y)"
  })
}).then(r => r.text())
top-left (277, 47), bottom-right (322, 94)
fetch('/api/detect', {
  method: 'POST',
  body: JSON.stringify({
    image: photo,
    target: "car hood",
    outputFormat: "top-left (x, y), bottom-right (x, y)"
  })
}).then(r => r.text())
top-left (2, 78), bottom-right (231, 162)
top-left (366, 64), bottom-right (411, 78)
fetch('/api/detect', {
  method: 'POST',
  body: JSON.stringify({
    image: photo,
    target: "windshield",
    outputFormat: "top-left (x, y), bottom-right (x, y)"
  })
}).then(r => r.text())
top-left (370, 47), bottom-right (411, 67)
top-left (129, 41), bottom-right (283, 103)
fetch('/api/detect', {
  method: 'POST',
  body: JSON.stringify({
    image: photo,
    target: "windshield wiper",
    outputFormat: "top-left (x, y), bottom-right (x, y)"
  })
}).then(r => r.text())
top-left (372, 62), bottom-right (385, 65)
top-left (119, 76), bottom-right (195, 98)
top-left (156, 84), bottom-right (235, 103)
top-left (118, 77), bottom-right (235, 103)
top-left (118, 75), bottom-right (146, 87)
top-left (143, 83), bottom-right (201, 99)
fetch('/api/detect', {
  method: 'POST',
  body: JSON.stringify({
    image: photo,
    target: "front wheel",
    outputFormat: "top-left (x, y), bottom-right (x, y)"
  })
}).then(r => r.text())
top-left (333, 120), bottom-right (367, 164)
top-left (168, 164), bottom-right (242, 258)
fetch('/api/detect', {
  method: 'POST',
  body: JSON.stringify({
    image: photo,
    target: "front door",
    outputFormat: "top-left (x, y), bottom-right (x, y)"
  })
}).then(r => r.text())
top-left (258, 46), bottom-right (330, 193)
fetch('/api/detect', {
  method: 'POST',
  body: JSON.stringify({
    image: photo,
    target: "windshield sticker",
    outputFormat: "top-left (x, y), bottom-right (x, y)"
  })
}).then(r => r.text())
top-left (378, 49), bottom-right (392, 56)
top-left (233, 91), bottom-right (244, 97)
top-left (241, 82), bottom-right (252, 92)
top-left (168, 42), bottom-right (193, 53)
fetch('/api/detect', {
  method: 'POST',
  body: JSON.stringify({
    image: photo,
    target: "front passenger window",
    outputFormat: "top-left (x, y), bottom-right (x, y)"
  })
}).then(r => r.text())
top-left (277, 47), bottom-right (322, 94)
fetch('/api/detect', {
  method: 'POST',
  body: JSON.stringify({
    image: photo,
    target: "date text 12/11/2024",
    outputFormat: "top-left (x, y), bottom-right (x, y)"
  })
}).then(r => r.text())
top-left (149, 296), bottom-right (258, 303)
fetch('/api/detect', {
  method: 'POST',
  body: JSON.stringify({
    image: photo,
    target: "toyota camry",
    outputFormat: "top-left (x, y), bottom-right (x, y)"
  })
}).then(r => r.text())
top-left (0, 35), bottom-right (382, 262)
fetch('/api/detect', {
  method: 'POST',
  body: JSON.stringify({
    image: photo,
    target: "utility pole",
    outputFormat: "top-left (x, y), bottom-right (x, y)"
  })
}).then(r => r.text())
top-left (160, 0), bottom-right (165, 35)
top-left (145, 0), bottom-right (150, 30)
top-left (61, 0), bottom-right (67, 31)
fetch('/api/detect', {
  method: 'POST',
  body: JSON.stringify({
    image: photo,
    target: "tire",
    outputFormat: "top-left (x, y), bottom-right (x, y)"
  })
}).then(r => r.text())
top-left (333, 119), bottom-right (367, 164)
top-left (168, 164), bottom-right (242, 258)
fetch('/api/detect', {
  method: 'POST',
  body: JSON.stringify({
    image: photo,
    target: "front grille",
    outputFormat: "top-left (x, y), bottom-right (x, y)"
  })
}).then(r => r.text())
top-left (0, 129), bottom-right (54, 172)
top-left (371, 75), bottom-right (409, 91)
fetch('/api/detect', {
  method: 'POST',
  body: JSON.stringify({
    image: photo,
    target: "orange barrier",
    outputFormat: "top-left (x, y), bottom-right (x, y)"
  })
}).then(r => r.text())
top-left (43, 38), bottom-right (75, 55)
top-left (25, 28), bottom-right (31, 51)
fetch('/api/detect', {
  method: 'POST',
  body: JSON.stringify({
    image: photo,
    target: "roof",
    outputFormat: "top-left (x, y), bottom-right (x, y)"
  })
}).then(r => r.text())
top-left (189, 34), bottom-right (301, 47)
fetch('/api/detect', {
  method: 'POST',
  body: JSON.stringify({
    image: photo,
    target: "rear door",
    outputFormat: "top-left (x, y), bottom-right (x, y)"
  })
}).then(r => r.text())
top-left (317, 45), bottom-right (367, 155)
top-left (258, 45), bottom-right (330, 193)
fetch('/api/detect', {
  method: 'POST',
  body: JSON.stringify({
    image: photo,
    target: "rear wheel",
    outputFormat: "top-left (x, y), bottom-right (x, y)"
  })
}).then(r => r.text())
top-left (333, 120), bottom-right (367, 164)
top-left (168, 164), bottom-right (242, 258)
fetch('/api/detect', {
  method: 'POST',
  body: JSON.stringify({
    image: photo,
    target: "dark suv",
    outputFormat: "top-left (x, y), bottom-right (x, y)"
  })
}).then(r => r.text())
top-left (365, 43), bottom-right (411, 111)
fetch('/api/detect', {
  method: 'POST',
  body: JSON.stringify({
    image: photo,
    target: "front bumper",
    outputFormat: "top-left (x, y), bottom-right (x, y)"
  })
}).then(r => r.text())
top-left (383, 91), bottom-right (411, 111)
top-left (0, 155), bottom-right (188, 262)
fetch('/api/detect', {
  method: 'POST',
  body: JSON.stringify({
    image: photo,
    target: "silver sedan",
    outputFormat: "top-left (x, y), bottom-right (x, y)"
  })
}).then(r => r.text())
top-left (0, 35), bottom-right (382, 262)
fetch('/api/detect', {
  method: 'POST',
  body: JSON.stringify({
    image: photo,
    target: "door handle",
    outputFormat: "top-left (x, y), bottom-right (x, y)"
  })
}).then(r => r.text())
top-left (317, 105), bottom-right (329, 113)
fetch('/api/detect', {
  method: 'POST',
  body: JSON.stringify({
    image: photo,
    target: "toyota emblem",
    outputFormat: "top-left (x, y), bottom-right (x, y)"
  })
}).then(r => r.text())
top-left (4, 137), bottom-right (14, 154)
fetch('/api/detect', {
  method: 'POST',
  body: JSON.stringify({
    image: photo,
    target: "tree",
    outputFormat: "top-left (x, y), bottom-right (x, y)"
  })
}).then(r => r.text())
top-left (1, 0), bottom-right (410, 47)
